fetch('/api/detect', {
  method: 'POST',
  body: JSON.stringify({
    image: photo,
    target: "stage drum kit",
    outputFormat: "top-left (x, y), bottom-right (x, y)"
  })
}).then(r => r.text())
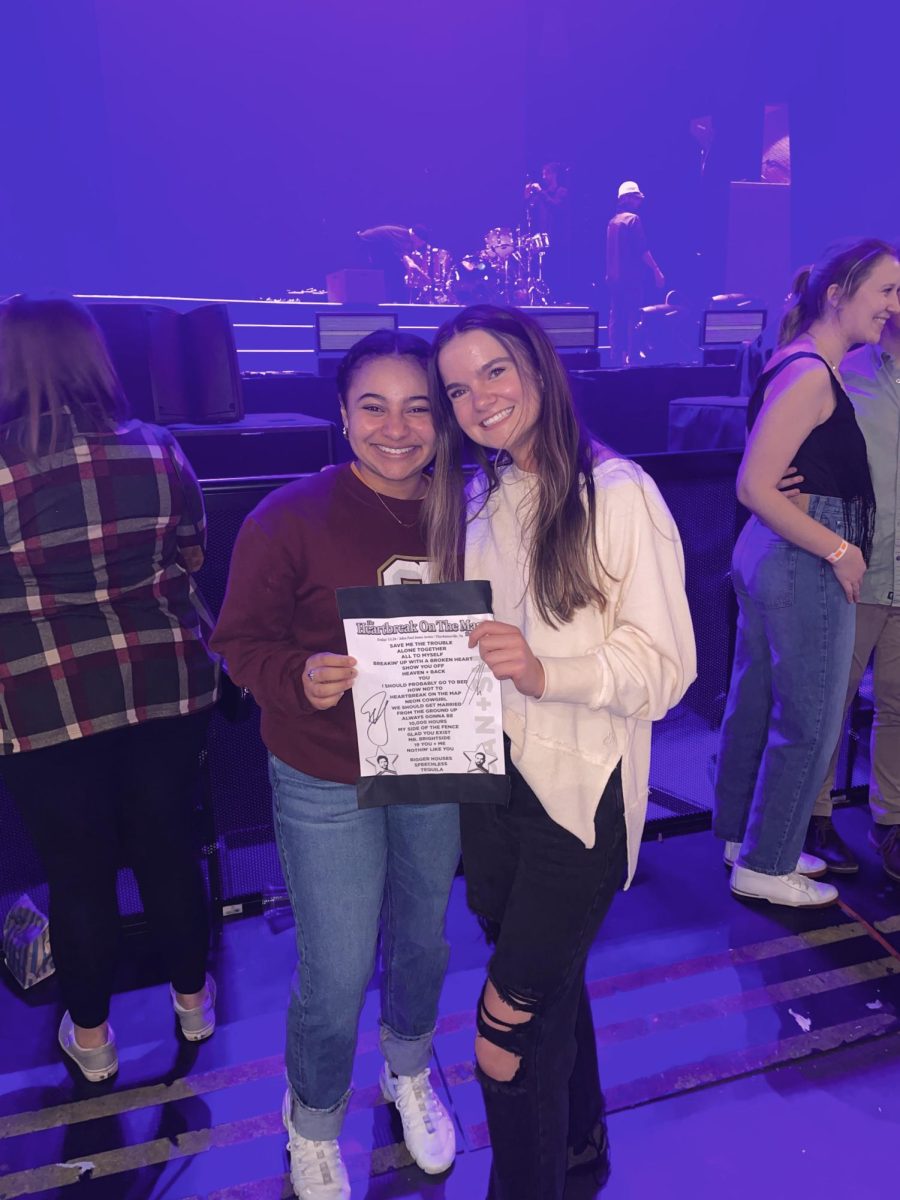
top-left (406, 226), bottom-right (550, 307)
top-left (403, 245), bottom-right (454, 305)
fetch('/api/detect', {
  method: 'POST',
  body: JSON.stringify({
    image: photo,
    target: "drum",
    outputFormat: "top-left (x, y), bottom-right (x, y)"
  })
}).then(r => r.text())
top-left (403, 250), bottom-right (431, 301)
top-left (514, 227), bottom-right (551, 306)
top-left (405, 246), bottom-right (456, 304)
top-left (448, 255), bottom-right (492, 304)
top-left (484, 226), bottom-right (516, 260)
top-left (430, 248), bottom-right (454, 304)
top-left (520, 231), bottom-right (550, 253)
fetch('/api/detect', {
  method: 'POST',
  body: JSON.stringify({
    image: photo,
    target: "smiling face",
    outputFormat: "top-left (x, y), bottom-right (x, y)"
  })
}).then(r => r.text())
top-left (882, 308), bottom-right (900, 349)
top-left (833, 254), bottom-right (900, 345)
top-left (437, 329), bottom-right (542, 471)
top-left (340, 355), bottom-right (435, 498)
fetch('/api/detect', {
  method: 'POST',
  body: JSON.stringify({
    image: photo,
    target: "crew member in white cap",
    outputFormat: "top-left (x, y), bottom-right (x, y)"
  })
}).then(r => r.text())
top-left (605, 181), bottom-right (665, 367)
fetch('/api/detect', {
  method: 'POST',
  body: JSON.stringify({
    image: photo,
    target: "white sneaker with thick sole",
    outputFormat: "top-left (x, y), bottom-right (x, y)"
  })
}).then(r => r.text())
top-left (730, 864), bottom-right (839, 908)
top-left (282, 1090), bottom-right (351, 1199)
top-left (171, 974), bottom-right (216, 1042)
top-left (58, 1012), bottom-right (118, 1083)
top-left (723, 841), bottom-right (827, 878)
top-left (380, 1064), bottom-right (456, 1174)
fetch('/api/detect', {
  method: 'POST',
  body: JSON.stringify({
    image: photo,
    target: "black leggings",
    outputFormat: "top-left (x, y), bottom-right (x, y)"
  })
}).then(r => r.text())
top-left (460, 753), bottom-right (627, 1200)
top-left (0, 711), bottom-right (211, 1028)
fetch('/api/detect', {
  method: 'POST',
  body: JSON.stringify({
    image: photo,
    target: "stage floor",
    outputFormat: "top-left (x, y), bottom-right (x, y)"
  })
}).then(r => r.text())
top-left (2, 804), bottom-right (899, 1199)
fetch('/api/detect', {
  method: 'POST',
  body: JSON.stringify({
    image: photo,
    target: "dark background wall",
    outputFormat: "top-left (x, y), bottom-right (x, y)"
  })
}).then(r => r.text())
top-left (1, 0), bottom-right (896, 302)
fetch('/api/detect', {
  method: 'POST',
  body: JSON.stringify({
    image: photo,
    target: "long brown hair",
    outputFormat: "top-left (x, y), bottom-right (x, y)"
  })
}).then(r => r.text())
top-left (424, 305), bottom-right (609, 627)
top-left (0, 297), bottom-right (128, 458)
top-left (779, 238), bottom-right (898, 345)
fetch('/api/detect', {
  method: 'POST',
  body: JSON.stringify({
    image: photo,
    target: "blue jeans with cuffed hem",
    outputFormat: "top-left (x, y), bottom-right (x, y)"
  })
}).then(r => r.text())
top-left (269, 755), bottom-right (461, 1140)
top-left (713, 496), bottom-right (857, 876)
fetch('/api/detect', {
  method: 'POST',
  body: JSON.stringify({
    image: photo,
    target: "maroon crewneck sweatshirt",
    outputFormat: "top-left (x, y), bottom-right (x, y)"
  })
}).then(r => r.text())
top-left (211, 464), bottom-right (429, 782)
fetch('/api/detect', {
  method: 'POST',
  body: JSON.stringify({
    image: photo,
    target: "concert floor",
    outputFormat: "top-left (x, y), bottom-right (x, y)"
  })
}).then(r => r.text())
top-left (2, 803), bottom-right (899, 1199)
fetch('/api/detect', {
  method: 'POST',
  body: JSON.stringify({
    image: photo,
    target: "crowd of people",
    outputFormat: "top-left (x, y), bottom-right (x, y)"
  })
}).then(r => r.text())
top-left (0, 234), bottom-right (897, 1198)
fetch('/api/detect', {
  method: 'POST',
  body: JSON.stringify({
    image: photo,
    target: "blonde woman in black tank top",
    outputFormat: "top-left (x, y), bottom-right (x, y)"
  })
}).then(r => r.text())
top-left (713, 239), bottom-right (900, 909)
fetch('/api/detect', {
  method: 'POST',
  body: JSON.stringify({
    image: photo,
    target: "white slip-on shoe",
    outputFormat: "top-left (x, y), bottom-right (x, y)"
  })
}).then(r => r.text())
top-left (730, 864), bottom-right (839, 908)
top-left (380, 1064), bottom-right (456, 1175)
top-left (58, 1012), bottom-right (118, 1083)
top-left (282, 1089), bottom-right (351, 1199)
top-left (171, 974), bottom-right (216, 1042)
top-left (723, 842), bottom-right (827, 878)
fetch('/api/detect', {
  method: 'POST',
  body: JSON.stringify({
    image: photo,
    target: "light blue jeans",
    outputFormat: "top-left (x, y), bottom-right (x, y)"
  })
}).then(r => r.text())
top-left (270, 754), bottom-right (461, 1139)
top-left (714, 496), bottom-right (857, 876)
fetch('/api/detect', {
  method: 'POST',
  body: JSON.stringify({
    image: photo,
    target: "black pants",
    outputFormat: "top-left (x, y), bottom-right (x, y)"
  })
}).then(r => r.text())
top-left (460, 754), bottom-right (627, 1200)
top-left (607, 281), bottom-right (642, 367)
top-left (0, 711), bottom-right (211, 1028)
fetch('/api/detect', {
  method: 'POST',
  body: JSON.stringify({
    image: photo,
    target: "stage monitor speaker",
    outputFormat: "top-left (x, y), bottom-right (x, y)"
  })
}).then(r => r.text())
top-left (88, 303), bottom-right (193, 424)
top-left (315, 311), bottom-right (398, 354)
top-left (182, 304), bottom-right (244, 423)
top-left (531, 309), bottom-right (598, 351)
top-left (700, 308), bottom-right (766, 346)
top-left (325, 269), bottom-right (386, 304)
top-left (169, 412), bottom-right (334, 480)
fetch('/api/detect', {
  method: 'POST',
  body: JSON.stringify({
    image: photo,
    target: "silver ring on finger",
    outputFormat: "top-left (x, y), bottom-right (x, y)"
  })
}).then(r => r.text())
top-left (307, 669), bottom-right (315, 681)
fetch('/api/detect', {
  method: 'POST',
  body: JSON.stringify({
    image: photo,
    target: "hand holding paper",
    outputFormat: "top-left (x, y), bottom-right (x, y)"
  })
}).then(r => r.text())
top-left (469, 621), bottom-right (546, 699)
top-left (336, 581), bottom-right (509, 808)
top-left (302, 652), bottom-right (357, 710)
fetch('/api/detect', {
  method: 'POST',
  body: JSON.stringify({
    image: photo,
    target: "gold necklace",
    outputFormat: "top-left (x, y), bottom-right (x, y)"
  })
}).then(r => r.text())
top-left (350, 462), bottom-right (428, 528)
top-left (801, 336), bottom-right (839, 372)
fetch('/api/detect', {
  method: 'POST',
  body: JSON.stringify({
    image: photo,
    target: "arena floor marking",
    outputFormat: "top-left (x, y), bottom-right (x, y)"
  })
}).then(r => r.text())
top-left (2, 915), bottom-right (898, 1146)
top-left (3, 993), bottom-right (896, 1196)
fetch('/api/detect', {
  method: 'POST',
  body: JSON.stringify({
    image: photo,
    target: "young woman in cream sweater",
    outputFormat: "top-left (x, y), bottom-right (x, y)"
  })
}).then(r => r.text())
top-left (425, 305), bottom-right (696, 1200)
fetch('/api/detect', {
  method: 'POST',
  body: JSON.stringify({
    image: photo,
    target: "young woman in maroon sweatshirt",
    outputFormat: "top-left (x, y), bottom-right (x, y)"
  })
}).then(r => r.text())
top-left (211, 331), bottom-right (458, 1200)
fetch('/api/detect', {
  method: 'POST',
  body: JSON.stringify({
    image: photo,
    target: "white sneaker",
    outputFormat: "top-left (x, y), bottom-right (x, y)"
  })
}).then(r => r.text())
top-left (58, 1012), bottom-right (118, 1083)
top-left (380, 1064), bottom-right (456, 1174)
top-left (282, 1090), bottom-right (351, 1199)
top-left (170, 974), bottom-right (216, 1042)
top-left (723, 841), bottom-right (827, 878)
top-left (730, 864), bottom-right (839, 908)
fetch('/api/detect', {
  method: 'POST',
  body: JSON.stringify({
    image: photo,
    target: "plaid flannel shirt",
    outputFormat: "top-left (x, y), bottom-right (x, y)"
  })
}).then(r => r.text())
top-left (0, 414), bottom-right (219, 753)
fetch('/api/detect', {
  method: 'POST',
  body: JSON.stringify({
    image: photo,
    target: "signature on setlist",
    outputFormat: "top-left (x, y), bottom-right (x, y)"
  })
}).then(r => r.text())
top-left (360, 690), bottom-right (390, 748)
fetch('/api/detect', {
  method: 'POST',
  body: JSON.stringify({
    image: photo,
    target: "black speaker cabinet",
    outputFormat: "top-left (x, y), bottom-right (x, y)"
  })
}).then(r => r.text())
top-left (88, 303), bottom-right (193, 424)
top-left (89, 301), bottom-right (244, 426)
top-left (169, 412), bottom-right (334, 480)
top-left (182, 304), bottom-right (244, 423)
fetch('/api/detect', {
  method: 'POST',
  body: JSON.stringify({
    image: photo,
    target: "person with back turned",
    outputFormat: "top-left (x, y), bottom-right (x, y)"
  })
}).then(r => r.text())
top-left (605, 180), bottom-right (665, 367)
top-left (0, 298), bottom-right (219, 1083)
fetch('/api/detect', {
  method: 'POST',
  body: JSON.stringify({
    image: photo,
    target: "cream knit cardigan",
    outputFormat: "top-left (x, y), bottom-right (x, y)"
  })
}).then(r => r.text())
top-left (465, 457), bottom-right (697, 887)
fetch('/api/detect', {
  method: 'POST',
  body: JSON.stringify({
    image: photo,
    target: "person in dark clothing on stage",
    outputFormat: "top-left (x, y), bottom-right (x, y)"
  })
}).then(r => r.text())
top-left (526, 162), bottom-right (572, 301)
top-left (357, 224), bottom-right (428, 301)
top-left (605, 181), bottom-right (665, 367)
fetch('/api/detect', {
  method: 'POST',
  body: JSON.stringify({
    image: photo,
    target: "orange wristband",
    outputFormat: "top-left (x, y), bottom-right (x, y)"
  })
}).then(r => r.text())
top-left (825, 539), bottom-right (848, 564)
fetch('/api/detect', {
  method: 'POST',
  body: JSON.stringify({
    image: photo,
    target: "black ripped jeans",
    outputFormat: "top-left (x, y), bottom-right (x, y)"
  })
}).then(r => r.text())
top-left (460, 751), bottom-right (627, 1200)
